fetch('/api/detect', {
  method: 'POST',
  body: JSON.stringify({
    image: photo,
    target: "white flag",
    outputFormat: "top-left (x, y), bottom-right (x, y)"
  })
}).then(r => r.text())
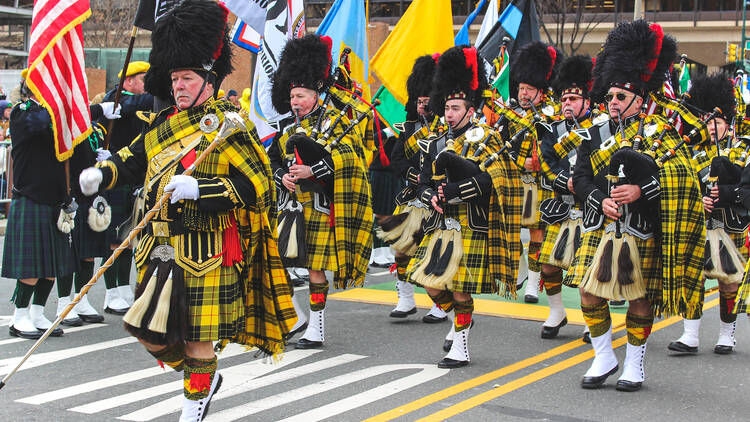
top-left (248, 0), bottom-right (306, 146)
top-left (221, 0), bottom-right (268, 35)
top-left (475, 0), bottom-right (498, 47)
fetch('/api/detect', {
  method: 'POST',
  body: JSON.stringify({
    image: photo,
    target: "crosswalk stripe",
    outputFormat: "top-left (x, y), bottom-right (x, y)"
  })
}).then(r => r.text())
top-left (118, 352), bottom-right (365, 421)
top-left (206, 363), bottom-right (444, 421)
top-left (277, 364), bottom-right (449, 422)
top-left (70, 349), bottom-right (323, 416)
top-left (16, 343), bottom-right (249, 405)
top-left (0, 336), bottom-right (137, 376)
top-left (0, 323), bottom-right (106, 347)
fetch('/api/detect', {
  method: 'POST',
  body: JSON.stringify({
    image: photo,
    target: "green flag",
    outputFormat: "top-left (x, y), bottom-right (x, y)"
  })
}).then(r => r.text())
top-left (373, 86), bottom-right (407, 134)
top-left (679, 63), bottom-right (691, 95)
top-left (492, 47), bottom-right (510, 101)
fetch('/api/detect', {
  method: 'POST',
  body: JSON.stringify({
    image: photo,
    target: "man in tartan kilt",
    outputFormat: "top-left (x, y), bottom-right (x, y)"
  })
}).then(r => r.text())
top-left (382, 53), bottom-right (449, 323)
top-left (508, 41), bottom-right (563, 303)
top-left (78, 2), bottom-right (296, 420)
top-left (268, 34), bottom-right (373, 350)
top-left (567, 20), bottom-right (705, 392)
top-left (92, 60), bottom-right (154, 315)
top-left (537, 55), bottom-right (597, 340)
top-left (2, 71), bottom-right (120, 339)
top-left (667, 73), bottom-right (749, 356)
top-left (406, 45), bottom-right (522, 368)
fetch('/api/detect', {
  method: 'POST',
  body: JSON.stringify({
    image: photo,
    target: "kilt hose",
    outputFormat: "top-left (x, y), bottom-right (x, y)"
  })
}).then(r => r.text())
top-left (104, 184), bottom-right (135, 245)
top-left (71, 195), bottom-right (110, 260)
top-left (298, 191), bottom-right (337, 272)
top-left (564, 223), bottom-right (661, 304)
top-left (369, 169), bottom-right (404, 216)
top-left (406, 203), bottom-right (494, 295)
top-left (2, 196), bottom-right (74, 279)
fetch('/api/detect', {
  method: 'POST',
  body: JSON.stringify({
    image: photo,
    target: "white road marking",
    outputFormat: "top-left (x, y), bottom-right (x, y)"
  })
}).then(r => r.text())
top-left (17, 343), bottom-right (248, 405)
top-left (0, 323), bottom-right (106, 346)
top-left (277, 364), bottom-right (449, 422)
top-left (206, 364), bottom-right (448, 421)
top-left (0, 336), bottom-right (137, 376)
top-left (369, 270), bottom-right (393, 277)
top-left (117, 352), bottom-right (364, 421)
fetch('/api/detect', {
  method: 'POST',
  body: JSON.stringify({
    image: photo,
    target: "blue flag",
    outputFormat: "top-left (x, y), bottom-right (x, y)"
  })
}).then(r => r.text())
top-left (477, 0), bottom-right (540, 64)
top-left (455, 0), bottom-right (488, 45)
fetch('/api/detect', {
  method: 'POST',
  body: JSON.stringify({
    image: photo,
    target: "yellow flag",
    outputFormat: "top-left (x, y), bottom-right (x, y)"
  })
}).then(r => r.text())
top-left (370, 0), bottom-right (454, 105)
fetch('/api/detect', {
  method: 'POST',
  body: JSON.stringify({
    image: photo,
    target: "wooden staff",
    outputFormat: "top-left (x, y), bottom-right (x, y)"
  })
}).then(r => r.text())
top-left (0, 112), bottom-right (246, 390)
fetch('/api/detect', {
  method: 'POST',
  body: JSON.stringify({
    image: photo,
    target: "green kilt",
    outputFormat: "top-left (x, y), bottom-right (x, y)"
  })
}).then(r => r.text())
top-left (104, 184), bottom-right (135, 245)
top-left (407, 203), bottom-right (494, 294)
top-left (1, 196), bottom-right (74, 279)
top-left (564, 222), bottom-right (661, 303)
top-left (369, 169), bottom-right (404, 215)
top-left (71, 195), bottom-right (110, 260)
top-left (298, 191), bottom-right (337, 271)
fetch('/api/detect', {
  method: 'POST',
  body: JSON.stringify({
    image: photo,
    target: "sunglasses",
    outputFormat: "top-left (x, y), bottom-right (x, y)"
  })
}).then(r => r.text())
top-left (605, 92), bottom-right (633, 103)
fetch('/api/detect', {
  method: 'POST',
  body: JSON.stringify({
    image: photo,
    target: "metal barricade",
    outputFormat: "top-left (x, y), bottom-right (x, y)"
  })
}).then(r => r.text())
top-left (0, 140), bottom-right (11, 204)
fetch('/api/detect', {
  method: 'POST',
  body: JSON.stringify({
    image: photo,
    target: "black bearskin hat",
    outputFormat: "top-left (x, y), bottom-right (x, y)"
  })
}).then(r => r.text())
top-left (686, 73), bottom-right (736, 122)
top-left (144, 0), bottom-right (234, 101)
top-left (591, 20), bottom-right (677, 98)
top-left (510, 41), bottom-right (562, 95)
top-left (553, 55), bottom-right (594, 98)
top-left (271, 34), bottom-right (333, 115)
top-left (430, 45), bottom-right (488, 117)
top-left (405, 54), bottom-right (439, 120)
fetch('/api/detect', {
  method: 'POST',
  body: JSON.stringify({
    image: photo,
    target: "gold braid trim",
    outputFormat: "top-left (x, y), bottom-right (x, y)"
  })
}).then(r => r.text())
top-left (95, 160), bottom-right (119, 190)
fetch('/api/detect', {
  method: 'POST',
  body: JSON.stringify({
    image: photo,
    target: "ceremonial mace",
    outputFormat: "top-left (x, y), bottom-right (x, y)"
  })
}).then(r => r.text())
top-left (0, 112), bottom-right (246, 390)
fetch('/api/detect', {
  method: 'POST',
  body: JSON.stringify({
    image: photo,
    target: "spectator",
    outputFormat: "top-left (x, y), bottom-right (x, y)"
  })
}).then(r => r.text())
top-left (226, 89), bottom-right (239, 108)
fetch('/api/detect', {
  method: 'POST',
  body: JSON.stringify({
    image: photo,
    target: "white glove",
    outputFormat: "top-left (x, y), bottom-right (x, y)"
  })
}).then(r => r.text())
top-left (100, 102), bottom-right (121, 119)
top-left (165, 175), bottom-right (199, 204)
top-left (96, 148), bottom-right (112, 162)
top-left (79, 167), bottom-right (103, 196)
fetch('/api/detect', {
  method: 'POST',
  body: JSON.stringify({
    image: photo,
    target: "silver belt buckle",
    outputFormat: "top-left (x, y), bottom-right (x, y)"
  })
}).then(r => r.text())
top-left (569, 209), bottom-right (583, 220)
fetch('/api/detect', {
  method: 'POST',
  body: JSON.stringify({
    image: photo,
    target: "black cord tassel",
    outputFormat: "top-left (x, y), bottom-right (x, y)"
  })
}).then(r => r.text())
top-left (522, 187), bottom-right (533, 219)
top-left (704, 239), bottom-right (714, 271)
top-left (719, 240), bottom-right (738, 274)
top-left (617, 241), bottom-right (635, 285)
top-left (432, 238), bottom-right (455, 277)
top-left (423, 238), bottom-right (443, 276)
top-left (596, 238), bottom-right (614, 283)
top-left (553, 227), bottom-right (569, 261)
top-left (573, 224), bottom-right (582, 251)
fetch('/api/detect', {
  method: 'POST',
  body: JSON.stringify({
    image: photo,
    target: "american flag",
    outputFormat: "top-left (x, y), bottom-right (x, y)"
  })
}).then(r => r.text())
top-left (26, 0), bottom-right (92, 161)
top-left (646, 70), bottom-right (683, 134)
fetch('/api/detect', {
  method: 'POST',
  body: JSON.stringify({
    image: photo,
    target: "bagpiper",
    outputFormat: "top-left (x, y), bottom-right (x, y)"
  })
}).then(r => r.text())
top-left (78, 1), bottom-right (296, 419)
top-left (567, 20), bottom-right (705, 392)
top-left (508, 41), bottom-right (563, 303)
top-left (406, 45), bottom-right (522, 368)
top-left (268, 34), bottom-right (374, 349)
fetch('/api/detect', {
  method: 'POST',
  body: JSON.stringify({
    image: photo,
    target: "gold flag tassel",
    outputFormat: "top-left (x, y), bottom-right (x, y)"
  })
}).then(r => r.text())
top-left (412, 217), bottom-right (463, 290)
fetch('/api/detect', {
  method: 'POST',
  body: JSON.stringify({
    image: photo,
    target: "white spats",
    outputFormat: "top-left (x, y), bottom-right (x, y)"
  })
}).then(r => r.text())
top-left (301, 309), bottom-right (325, 343)
top-left (619, 342), bottom-right (647, 384)
top-left (584, 327), bottom-right (618, 378)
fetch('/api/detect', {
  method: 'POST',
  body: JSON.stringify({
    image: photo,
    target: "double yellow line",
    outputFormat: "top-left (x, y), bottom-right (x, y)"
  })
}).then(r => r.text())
top-left (366, 295), bottom-right (719, 422)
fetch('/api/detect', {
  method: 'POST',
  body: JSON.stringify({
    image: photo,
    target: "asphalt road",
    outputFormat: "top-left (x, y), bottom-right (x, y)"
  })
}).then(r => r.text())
top-left (0, 257), bottom-right (748, 421)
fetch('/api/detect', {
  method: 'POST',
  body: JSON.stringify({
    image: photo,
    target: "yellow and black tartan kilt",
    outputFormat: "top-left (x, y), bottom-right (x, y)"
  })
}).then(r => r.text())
top-left (564, 226), bottom-right (661, 302)
top-left (406, 204), bottom-right (494, 295)
top-left (298, 191), bottom-right (337, 272)
top-left (730, 231), bottom-right (749, 314)
top-left (185, 265), bottom-right (244, 342)
top-left (523, 180), bottom-right (553, 231)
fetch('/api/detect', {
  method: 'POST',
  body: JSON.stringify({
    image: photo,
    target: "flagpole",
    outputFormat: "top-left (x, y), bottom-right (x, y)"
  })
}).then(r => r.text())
top-left (103, 25), bottom-right (138, 150)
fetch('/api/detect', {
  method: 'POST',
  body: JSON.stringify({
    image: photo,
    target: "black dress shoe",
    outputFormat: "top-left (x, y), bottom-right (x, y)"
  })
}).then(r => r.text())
top-left (291, 277), bottom-right (306, 287)
top-left (437, 357), bottom-right (468, 369)
top-left (667, 341), bottom-right (697, 354)
top-left (37, 326), bottom-right (64, 337)
top-left (714, 344), bottom-right (734, 354)
top-left (442, 339), bottom-right (453, 352)
top-left (390, 307), bottom-right (417, 318)
top-left (541, 317), bottom-right (568, 339)
top-left (581, 365), bottom-right (619, 389)
top-left (79, 313), bottom-right (105, 323)
top-left (582, 332), bottom-right (591, 344)
top-left (104, 306), bottom-right (128, 316)
top-left (609, 299), bottom-right (626, 307)
top-left (615, 379), bottom-right (642, 392)
top-left (422, 314), bottom-right (448, 324)
top-left (9, 325), bottom-right (42, 339)
top-left (371, 262), bottom-right (393, 269)
top-left (524, 294), bottom-right (539, 304)
top-left (60, 316), bottom-right (84, 327)
top-left (284, 322), bottom-right (308, 341)
top-left (295, 338), bottom-right (323, 349)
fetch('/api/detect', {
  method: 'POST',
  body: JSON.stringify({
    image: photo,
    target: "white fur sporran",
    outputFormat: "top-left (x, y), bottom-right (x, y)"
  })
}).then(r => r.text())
top-left (56, 199), bottom-right (77, 234)
top-left (87, 195), bottom-right (112, 232)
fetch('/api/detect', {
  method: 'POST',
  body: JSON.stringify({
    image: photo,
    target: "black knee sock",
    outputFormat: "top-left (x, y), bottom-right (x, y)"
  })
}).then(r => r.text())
top-left (12, 281), bottom-right (35, 308)
top-left (117, 249), bottom-right (133, 287)
top-left (57, 274), bottom-right (74, 298)
top-left (103, 257), bottom-right (118, 290)
top-left (32, 279), bottom-right (54, 306)
top-left (75, 261), bottom-right (96, 293)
